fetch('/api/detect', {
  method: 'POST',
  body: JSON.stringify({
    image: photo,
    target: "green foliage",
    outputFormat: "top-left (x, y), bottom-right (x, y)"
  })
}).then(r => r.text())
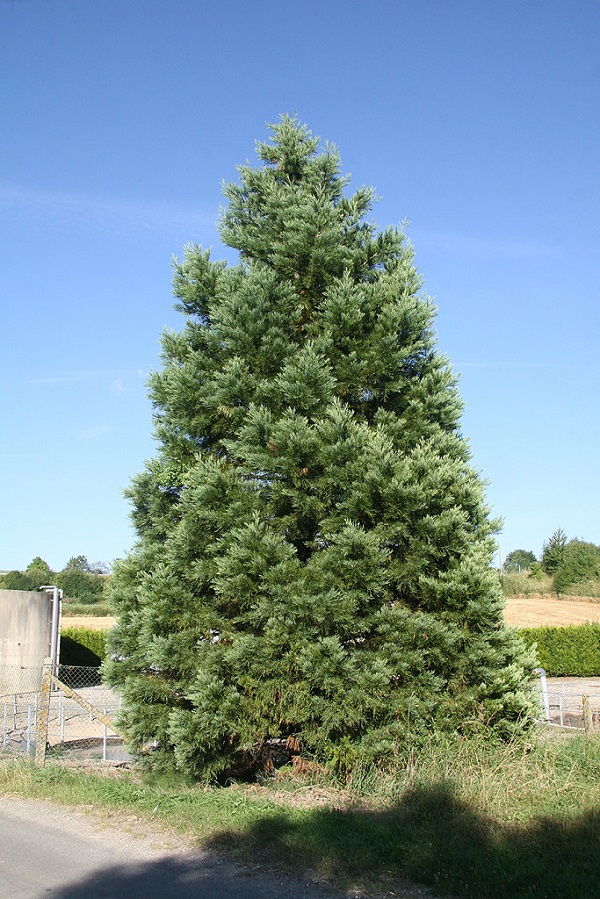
top-left (541, 528), bottom-right (567, 574)
top-left (553, 540), bottom-right (600, 595)
top-left (26, 556), bottom-right (54, 579)
top-left (500, 535), bottom-right (600, 598)
top-left (60, 627), bottom-right (108, 666)
top-left (0, 555), bottom-right (108, 604)
top-left (108, 116), bottom-right (536, 780)
top-left (56, 567), bottom-right (105, 604)
top-left (64, 554), bottom-right (92, 572)
top-left (520, 623), bottom-right (600, 677)
top-left (1, 569), bottom-right (41, 591)
top-left (528, 561), bottom-right (545, 580)
top-left (0, 557), bottom-right (55, 591)
top-left (62, 601), bottom-right (114, 616)
top-left (503, 549), bottom-right (536, 573)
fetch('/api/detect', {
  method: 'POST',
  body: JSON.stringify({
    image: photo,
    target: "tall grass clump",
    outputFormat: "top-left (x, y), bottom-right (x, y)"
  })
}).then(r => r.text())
top-left (562, 581), bottom-right (600, 599)
top-left (62, 601), bottom-right (114, 616)
top-left (499, 571), bottom-right (554, 597)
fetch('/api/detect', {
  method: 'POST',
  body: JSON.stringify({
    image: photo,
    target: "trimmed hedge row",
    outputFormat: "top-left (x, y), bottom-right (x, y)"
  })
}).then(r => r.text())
top-left (520, 623), bottom-right (600, 677)
top-left (60, 627), bottom-right (108, 667)
top-left (60, 622), bottom-right (600, 677)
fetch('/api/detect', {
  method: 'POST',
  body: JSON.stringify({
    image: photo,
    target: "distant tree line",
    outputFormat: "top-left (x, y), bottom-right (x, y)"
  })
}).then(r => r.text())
top-left (503, 529), bottom-right (600, 594)
top-left (0, 555), bottom-right (110, 604)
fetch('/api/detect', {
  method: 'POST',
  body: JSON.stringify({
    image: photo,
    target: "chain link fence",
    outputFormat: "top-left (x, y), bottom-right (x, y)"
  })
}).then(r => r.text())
top-left (533, 676), bottom-right (600, 731)
top-left (3, 665), bottom-right (600, 764)
top-left (0, 664), bottom-right (127, 762)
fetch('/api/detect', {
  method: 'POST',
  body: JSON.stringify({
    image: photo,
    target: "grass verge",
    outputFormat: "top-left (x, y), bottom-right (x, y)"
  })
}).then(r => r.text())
top-left (1, 733), bottom-right (600, 899)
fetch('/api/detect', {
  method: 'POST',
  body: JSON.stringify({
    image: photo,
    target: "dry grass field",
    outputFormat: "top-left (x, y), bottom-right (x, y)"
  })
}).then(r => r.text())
top-left (65, 596), bottom-right (600, 633)
top-left (62, 615), bottom-right (116, 630)
top-left (504, 594), bottom-right (600, 628)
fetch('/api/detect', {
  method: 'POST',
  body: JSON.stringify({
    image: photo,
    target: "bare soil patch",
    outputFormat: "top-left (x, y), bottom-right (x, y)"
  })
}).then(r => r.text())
top-left (504, 596), bottom-right (600, 628)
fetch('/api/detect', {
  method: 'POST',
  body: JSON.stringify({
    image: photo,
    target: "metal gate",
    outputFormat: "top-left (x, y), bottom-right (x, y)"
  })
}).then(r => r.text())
top-left (1, 661), bottom-right (125, 763)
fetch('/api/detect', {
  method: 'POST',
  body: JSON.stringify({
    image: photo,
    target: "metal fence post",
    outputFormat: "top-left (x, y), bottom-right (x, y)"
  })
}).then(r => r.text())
top-left (558, 693), bottom-right (563, 727)
top-left (583, 694), bottom-right (593, 734)
top-left (534, 668), bottom-right (550, 723)
top-left (35, 658), bottom-right (52, 765)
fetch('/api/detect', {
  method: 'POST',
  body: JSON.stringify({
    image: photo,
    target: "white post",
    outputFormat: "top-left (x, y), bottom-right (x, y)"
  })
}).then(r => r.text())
top-left (40, 586), bottom-right (63, 678)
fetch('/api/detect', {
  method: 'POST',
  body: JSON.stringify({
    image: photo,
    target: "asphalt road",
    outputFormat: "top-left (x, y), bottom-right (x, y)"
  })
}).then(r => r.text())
top-left (0, 796), bottom-right (341, 899)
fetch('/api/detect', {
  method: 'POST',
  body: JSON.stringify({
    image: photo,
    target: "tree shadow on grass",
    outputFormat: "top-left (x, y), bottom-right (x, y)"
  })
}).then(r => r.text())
top-left (50, 780), bottom-right (600, 899)
top-left (207, 780), bottom-right (600, 899)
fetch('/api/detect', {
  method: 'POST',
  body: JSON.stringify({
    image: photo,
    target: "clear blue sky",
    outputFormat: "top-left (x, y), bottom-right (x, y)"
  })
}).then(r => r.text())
top-left (1, 0), bottom-right (599, 572)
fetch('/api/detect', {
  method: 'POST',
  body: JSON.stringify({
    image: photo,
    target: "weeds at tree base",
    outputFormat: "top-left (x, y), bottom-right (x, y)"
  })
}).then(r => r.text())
top-left (2, 731), bottom-right (600, 898)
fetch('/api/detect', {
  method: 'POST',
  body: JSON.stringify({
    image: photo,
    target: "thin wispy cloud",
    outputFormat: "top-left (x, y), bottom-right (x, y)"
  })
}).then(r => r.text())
top-left (413, 227), bottom-right (559, 261)
top-left (0, 182), bottom-right (215, 243)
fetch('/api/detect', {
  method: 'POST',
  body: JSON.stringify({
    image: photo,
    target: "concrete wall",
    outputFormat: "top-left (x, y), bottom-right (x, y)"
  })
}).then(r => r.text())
top-left (0, 590), bottom-right (52, 695)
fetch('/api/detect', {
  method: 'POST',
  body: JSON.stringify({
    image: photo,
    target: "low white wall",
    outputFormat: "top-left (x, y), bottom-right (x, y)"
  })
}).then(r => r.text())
top-left (0, 590), bottom-right (52, 695)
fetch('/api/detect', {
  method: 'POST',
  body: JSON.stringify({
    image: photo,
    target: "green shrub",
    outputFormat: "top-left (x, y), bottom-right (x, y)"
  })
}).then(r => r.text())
top-left (60, 627), bottom-right (108, 666)
top-left (528, 561), bottom-right (545, 579)
top-left (0, 570), bottom-right (51, 591)
top-left (553, 541), bottom-right (600, 595)
top-left (520, 623), bottom-right (600, 677)
top-left (56, 568), bottom-right (105, 604)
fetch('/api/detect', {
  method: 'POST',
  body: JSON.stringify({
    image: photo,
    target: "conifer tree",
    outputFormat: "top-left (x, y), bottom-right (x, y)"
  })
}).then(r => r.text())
top-left (107, 117), bottom-right (536, 779)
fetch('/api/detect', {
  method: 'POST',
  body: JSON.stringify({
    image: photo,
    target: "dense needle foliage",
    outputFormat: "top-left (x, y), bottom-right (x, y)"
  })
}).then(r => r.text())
top-left (107, 117), bottom-right (535, 779)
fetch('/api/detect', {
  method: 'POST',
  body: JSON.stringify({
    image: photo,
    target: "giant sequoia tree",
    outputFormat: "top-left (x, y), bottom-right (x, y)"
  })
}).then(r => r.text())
top-left (107, 117), bottom-right (535, 778)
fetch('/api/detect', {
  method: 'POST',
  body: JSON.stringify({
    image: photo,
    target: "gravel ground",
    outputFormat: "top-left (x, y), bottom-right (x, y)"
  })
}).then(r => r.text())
top-left (0, 795), bottom-right (350, 899)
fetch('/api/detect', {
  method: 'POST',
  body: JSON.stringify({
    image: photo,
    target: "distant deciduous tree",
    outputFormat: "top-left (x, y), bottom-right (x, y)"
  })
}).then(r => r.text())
top-left (26, 556), bottom-right (53, 579)
top-left (64, 555), bottom-right (91, 572)
top-left (503, 550), bottom-right (537, 573)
